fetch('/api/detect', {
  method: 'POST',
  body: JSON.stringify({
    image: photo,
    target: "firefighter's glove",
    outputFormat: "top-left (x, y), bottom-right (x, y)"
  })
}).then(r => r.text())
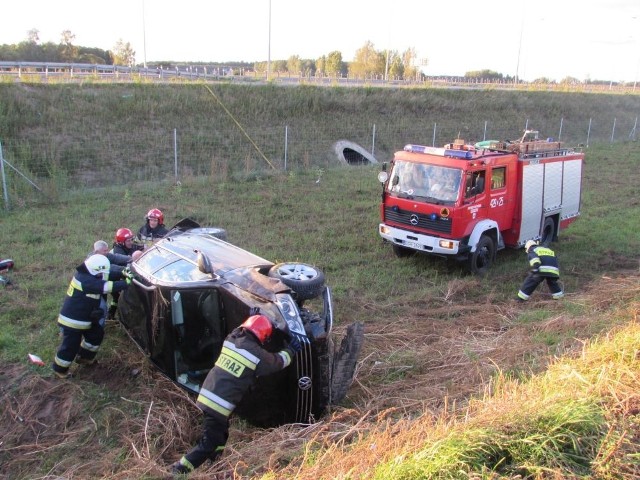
top-left (125, 277), bottom-right (132, 285)
top-left (288, 336), bottom-right (302, 354)
top-left (122, 267), bottom-right (133, 279)
top-left (249, 307), bottom-right (260, 316)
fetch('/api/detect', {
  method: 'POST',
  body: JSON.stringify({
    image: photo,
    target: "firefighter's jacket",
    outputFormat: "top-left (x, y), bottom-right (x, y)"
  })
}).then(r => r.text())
top-left (57, 263), bottom-right (129, 331)
top-left (196, 328), bottom-right (294, 420)
top-left (527, 245), bottom-right (560, 278)
top-left (137, 223), bottom-right (169, 244)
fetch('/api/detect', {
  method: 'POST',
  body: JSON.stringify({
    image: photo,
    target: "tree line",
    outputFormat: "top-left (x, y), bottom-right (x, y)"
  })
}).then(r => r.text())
top-left (0, 29), bottom-right (616, 85)
top-left (1, 29), bottom-right (425, 80)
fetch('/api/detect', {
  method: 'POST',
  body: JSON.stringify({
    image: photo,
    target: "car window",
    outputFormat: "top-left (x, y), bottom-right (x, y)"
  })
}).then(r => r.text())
top-left (154, 259), bottom-right (211, 282)
top-left (137, 247), bottom-right (178, 273)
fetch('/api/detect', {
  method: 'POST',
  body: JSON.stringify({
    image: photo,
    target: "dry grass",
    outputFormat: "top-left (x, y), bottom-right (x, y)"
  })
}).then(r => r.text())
top-left (1, 273), bottom-right (638, 479)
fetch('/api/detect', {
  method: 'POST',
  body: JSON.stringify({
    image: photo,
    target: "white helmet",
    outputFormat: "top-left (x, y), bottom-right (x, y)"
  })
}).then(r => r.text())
top-left (525, 240), bottom-right (539, 251)
top-left (85, 254), bottom-right (110, 277)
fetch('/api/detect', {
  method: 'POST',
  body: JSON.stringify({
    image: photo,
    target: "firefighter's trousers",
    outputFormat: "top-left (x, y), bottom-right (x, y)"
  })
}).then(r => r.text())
top-left (518, 273), bottom-right (563, 300)
top-left (53, 324), bottom-right (104, 374)
top-left (182, 413), bottom-right (229, 470)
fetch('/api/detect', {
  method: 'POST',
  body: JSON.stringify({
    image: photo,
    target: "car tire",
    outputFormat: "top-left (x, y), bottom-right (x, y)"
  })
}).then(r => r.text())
top-left (331, 322), bottom-right (364, 404)
top-left (268, 263), bottom-right (325, 301)
top-left (540, 217), bottom-right (555, 247)
top-left (468, 235), bottom-right (495, 275)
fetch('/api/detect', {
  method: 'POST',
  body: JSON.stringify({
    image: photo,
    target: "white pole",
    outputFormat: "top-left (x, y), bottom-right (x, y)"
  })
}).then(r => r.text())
top-left (284, 125), bottom-right (288, 171)
top-left (142, 0), bottom-right (147, 69)
top-left (0, 142), bottom-right (9, 210)
top-left (174, 129), bottom-right (178, 182)
top-left (372, 124), bottom-right (376, 156)
top-left (267, 0), bottom-right (271, 81)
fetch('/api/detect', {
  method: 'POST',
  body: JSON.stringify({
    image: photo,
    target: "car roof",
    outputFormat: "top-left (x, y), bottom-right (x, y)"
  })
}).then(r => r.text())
top-left (159, 231), bottom-right (274, 275)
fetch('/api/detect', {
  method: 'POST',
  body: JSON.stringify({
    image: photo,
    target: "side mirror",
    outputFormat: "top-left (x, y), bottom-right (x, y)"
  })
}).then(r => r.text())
top-left (196, 251), bottom-right (213, 275)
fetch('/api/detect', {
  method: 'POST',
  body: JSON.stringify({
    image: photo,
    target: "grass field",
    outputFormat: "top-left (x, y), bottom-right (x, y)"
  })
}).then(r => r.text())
top-left (0, 87), bottom-right (639, 478)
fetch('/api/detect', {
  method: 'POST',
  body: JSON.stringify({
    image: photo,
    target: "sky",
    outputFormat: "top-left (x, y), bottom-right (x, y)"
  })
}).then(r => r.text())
top-left (2, 0), bottom-right (640, 82)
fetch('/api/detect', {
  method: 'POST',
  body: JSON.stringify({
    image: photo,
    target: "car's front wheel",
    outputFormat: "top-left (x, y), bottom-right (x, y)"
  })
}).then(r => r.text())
top-left (268, 263), bottom-right (325, 301)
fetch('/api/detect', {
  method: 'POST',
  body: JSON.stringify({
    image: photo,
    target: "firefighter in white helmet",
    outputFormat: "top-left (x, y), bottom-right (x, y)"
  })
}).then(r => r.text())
top-left (52, 254), bottom-right (131, 378)
top-left (517, 240), bottom-right (564, 301)
top-left (170, 313), bottom-right (302, 475)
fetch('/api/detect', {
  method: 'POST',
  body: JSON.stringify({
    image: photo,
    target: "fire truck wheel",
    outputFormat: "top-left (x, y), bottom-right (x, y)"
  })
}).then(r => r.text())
top-left (540, 217), bottom-right (555, 247)
top-left (392, 244), bottom-right (416, 258)
top-left (468, 235), bottom-right (495, 275)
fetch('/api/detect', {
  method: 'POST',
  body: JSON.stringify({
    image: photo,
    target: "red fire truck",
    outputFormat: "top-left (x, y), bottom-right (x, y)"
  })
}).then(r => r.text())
top-left (377, 130), bottom-right (584, 274)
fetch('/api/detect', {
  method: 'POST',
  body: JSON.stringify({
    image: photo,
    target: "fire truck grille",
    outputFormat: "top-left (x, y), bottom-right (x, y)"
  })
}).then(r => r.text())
top-left (384, 207), bottom-right (452, 234)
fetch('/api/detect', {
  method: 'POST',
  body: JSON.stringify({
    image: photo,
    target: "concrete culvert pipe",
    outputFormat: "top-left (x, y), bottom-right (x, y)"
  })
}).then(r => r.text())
top-left (333, 140), bottom-right (378, 165)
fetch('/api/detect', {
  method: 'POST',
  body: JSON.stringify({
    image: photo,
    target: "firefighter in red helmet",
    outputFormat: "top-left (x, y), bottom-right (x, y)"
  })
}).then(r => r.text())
top-left (137, 208), bottom-right (169, 246)
top-left (113, 228), bottom-right (144, 257)
top-left (170, 314), bottom-right (302, 475)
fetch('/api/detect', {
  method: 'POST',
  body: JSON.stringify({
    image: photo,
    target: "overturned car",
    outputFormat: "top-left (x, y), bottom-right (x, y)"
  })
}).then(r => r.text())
top-left (117, 219), bottom-right (363, 427)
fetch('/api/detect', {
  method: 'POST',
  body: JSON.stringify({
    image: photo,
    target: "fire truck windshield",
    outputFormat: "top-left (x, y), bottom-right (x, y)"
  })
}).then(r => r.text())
top-left (387, 161), bottom-right (462, 203)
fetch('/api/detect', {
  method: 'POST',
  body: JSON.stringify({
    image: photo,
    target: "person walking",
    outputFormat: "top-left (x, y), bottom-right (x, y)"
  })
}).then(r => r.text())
top-left (517, 240), bottom-right (564, 301)
top-left (51, 254), bottom-right (131, 378)
top-left (170, 314), bottom-right (302, 475)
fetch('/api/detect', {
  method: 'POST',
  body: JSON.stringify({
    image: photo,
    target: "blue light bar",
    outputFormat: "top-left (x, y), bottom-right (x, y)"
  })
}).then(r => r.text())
top-left (404, 144), bottom-right (446, 156)
top-left (444, 149), bottom-right (473, 159)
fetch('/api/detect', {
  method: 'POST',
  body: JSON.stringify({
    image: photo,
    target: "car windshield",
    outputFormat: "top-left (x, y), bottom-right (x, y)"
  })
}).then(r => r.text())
top-left (137, 248), bottom-right (211, 282)
top-left (387, 161), bottom-right (462, 203)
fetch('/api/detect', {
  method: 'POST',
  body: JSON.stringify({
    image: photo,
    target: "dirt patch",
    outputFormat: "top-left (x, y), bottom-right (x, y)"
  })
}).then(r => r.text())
top-left (1, 272), bottom-right (638, 478)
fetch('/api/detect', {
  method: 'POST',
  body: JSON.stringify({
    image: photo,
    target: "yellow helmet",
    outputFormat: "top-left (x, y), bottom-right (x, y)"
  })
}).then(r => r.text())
top-left (525, 240), bottom-right (538, 251)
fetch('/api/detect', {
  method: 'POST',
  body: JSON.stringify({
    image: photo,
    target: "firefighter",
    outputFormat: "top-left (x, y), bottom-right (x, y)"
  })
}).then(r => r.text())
top-left (170, 314), bottom-right (302, 475)
top-left (517, 240), bottom-right (564, 301)
top-left (112, 227), bottom-right (144, 258)
top-left (137, 208), bottom-right (169, 245)
top-left (52, 254), bottom-right (131, 379)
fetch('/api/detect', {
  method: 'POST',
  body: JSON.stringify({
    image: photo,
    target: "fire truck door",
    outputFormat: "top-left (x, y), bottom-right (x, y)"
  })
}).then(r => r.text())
top-left (487, 166), bottom-right (513, 232)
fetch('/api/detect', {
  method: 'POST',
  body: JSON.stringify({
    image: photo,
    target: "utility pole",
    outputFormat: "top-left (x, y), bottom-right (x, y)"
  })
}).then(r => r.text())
top-left (267, 0), bottom-right (272, 81)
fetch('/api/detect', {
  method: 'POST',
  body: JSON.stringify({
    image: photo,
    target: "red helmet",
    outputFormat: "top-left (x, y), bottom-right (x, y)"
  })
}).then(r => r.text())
top-left (241, 315), bottom-right (274, 344)
top-left (146, 208), bottom-right (164, 225)
top-left (115, 227), bottom-right (135, 244)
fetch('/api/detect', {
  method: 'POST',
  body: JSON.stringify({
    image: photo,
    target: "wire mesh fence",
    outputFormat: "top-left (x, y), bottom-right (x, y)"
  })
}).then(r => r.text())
top-left (0, 112), bottom-right (638, 210)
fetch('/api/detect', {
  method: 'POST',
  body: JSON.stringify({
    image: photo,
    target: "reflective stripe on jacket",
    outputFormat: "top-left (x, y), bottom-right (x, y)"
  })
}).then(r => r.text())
top-left (196, 328), bottom-right (293, 419)
top-left (528, 246), bottom-right (560, 278)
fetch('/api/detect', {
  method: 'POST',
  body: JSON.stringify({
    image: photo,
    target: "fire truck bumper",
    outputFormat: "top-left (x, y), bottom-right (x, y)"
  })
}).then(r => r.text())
top-left (379, 224), bottom-right (461, 256)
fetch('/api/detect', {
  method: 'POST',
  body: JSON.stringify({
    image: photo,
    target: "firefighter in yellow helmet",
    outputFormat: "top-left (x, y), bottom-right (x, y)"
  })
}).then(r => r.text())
top-left (517, 240), bottom-right (564, 301)
top-left (170, 314), bottom-right (302, 475)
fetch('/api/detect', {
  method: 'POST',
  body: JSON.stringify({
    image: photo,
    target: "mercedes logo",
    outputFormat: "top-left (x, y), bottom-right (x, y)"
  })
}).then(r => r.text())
top-left (410, 214), bottom-right (419, 226)
top-left (298, 376), bottom-right (312, 391)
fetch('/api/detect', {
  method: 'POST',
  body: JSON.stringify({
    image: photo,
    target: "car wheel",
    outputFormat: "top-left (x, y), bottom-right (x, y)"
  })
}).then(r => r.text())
top-left (331, 322), bottom-right (364, 404)
top-left (540, 217), bottom-right (555, 247)
top-left (392, 244), bottom-right (415, 258)
top-left (268, 263), bottom-right (325, 301)
top-left (468, 235), bottom-right (495, 275)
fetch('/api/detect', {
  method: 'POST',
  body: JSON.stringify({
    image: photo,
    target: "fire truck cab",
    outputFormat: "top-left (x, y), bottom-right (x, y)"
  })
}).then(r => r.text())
top-left (377, 131), bottom-right (584, 274)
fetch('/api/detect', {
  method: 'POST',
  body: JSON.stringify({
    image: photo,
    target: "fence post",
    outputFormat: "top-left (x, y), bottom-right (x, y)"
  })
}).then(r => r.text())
top-left (432, 123), bottom-right (437, 147)
top-left (558, 117), bottom-right (563, 141)
top-left (284, 126), bottom-right (288, 171)
top-left (611, 118), bottom-right (616, 143)
top-left (174, 129), bottom-right (178, 183)
top-left (483, 121), bottom-right (488, 141)
top-left (587, 118), bottom-right (592, 147)
top-left (0, 141), bottom-right (9, 210)
top-left (629, 116), bottom-right (638, 140)
top-left (372, 124), bottom-right (376, 156)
